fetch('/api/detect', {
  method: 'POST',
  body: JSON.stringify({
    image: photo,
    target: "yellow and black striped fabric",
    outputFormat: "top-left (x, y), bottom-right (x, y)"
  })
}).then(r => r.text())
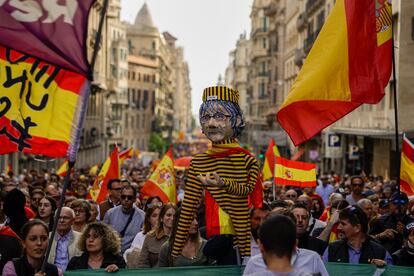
top-left (202, 86), bottom-right (240, 104)
top-left (171, 139), bottom-right (259, 257)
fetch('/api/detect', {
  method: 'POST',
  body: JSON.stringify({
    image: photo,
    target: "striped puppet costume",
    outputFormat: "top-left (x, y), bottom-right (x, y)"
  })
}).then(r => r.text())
top-left (171, 86), bottom-right (260, 261)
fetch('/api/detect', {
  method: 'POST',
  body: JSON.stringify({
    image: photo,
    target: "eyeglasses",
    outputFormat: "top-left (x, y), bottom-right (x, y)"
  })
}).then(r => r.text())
top-left (352, 183), bottom-right (364, 187)
top-left (58, 216), bottom-right (72, 221)
top-left (73, 208), bottom-right (86, 214)
top-left (121, 195), bottom-right (134, 201)
top-left (286, 194), bottom-right (297, 198)
top-left (298, 200), bottom-right (309, 205)
top-left (111, 187), bottom-right (123, 191)
top-left (200, 113), bottom-right (231, 123)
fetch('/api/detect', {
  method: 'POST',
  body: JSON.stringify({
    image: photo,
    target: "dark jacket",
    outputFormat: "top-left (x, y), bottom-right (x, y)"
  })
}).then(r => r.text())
top-left (66, 252), bottom-right (126, 270)
top-left (392, 247), bottom-right (414, 267)
top-left (12, 255), bottom-right (59, 276)
top-left (0, 226), bottom-right (22, 272)
top-left (328, 237), bottom-right (386, 264)
top-left (99, 200), bottom-right (115, 220)
top-left (298, 234), bottom-right (327, 256)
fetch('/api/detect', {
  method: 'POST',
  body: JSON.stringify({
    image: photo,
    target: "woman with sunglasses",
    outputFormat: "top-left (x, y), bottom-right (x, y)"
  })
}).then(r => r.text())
top-left (2, 220), bottom-right (62, 276)
top-left (124, 205), bottom-right (161, 267)
top-left (67, 222), bottom-right (126, 272)
top-left (137, 203), bottom-right (177, 268)
top-left (69, 199), bottom-right (91, 233)
top-left (37, 196), bottom-right (57, 232)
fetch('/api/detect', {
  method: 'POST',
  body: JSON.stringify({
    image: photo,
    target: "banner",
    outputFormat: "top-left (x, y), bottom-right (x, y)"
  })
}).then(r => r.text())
top-left (0, 0), bottom-right (95, 78)
top-left (400, 135), bottom-right (414, 196)
top-left (0, 46), bottom-right (90, 160)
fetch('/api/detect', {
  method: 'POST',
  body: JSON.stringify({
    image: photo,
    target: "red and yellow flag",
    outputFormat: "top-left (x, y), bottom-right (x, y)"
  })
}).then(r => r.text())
top-left (0, 46), bottom-right (90, 159)
top-left (277, 0), bottom-right (392, 146)
top-left (275, 157), bottom-right (316, 187)
top-left (56, 160), bottom-right (69, 177)
top-left (140, 147), bottom-right (176, 203)
top-left (400, 136), bottom-right (414, 196)
top-left (119, 147), bottom-right (133, 164)
top-left (88, 147), bottom-right (120, 203)
top-left (262, 139), bottom-right (280, 181)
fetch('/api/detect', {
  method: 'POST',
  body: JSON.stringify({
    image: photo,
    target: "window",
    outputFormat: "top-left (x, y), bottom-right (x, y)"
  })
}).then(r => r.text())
top-left (262, 16), bottom-right (268, 31)
top-left (259, 82), bottom-right (266, 97)
top-left (262, 37), bottom-right (267, 49)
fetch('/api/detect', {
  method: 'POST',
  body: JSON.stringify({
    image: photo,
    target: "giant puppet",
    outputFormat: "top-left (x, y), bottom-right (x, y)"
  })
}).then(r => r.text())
top-left (171, 86), bottom-right (259, 264)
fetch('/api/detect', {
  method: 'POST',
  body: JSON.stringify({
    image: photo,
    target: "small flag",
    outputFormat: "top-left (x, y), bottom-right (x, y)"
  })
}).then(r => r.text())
top-left (277, 0), bottom-right (392, 146)
top-left (140, 147), bottom-right (176, 203)
top-left (400, 135), bottom-right (414, 196)
top-left (4, 164), bottom-right (12, 175)
top-left (119, 147), bottom-right (133, 164)
top-left (88, 147), bottom-right (120, 203)
top-left (89, 164), bottom-right (99, 176)
top-left (56, 160), bottom-right (69, 177)
top-left (275, 157), bottom-right (316, 187)
top-left (262, 139), bottom-right (280, 181)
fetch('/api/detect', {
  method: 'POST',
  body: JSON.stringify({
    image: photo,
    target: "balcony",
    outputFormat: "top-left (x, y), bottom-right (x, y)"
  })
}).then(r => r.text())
top-left (264, 3), bottom-right (278, 16)
top-left (297, 12), bottom-right (308, 31)
top-left (306, 0), bottom-right (325, 15)
top-left (251, 47), bottom-right (268, 59)
top-left (251, 27), bottom-right (268, 37)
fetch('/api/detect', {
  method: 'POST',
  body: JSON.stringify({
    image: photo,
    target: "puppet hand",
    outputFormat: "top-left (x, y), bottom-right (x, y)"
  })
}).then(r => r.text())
top-left (198, 172), bottom-right (224, 188)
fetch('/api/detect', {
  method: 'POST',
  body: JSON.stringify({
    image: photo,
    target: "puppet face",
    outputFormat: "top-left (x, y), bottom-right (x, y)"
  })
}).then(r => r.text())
top-left (200, 103), bottom-right (234, 143)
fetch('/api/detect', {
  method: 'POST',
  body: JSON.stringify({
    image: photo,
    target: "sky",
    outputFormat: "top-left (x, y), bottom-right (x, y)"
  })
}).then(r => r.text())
top-left (121, 0), bottom-right (252, 116)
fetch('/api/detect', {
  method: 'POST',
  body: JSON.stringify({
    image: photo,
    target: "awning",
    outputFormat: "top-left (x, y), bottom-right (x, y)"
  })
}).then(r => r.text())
top-left (331, 127), bottom-right (399, 139)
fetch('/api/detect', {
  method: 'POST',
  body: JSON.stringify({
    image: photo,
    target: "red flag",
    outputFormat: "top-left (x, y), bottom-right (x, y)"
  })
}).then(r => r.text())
top-left (56, 160), bottom-right (69, 177)
top-left (140, 147), bottom-right (176, 203)
top-left (262, 139), bottom-right (280, 181)
top-left (277, 0), bottom-right (392, 145)
top-left (119, 147), bottom-right (133, 164)
top-left (89, 147), bottom-right (120, 203)
top-left (400, 136), bottom-right (414, 196)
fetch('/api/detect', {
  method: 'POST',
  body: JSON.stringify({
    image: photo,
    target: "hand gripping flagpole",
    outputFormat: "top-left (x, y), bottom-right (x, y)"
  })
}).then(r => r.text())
top-left (41, 0), bottom-right (110, 272)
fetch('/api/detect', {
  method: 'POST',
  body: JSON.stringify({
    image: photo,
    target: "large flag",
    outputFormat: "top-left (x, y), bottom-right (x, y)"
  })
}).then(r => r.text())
top-left (262, 139), bottom-right (280, 181)
top-left (277, 0), bottom-right (392, 146)
top-left (0, 1), bottom-right (94, 77)
top-left (119, 147), bottom-right (133, 164)
top-left (400, 136), bottom-right (414, 196)
top-left (89, 147), bottom-right (120, 203)
top-left (140, 147), bottom-right (176, 203)
top-left (56, 160), bottom-right (69, 177)
top-left (275, 157), bottom-right (316, 188)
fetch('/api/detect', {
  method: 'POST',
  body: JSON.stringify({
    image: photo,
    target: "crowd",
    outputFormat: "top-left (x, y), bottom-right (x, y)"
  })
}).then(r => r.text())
top-left (0, 163), bottom-right (414, 275)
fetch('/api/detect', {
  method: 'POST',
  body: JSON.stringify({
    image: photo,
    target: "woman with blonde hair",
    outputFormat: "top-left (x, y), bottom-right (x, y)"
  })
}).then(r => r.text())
top-left (69, 199), bottom-right (91, 232)
top-left (67, 222), bottom-right (126, 272)
top-left (137, 203), bottom-right (176, 267)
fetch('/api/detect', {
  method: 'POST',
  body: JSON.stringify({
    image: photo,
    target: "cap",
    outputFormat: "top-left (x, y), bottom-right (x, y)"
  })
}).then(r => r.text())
top-left (202, 86), bottom-right (239, 104)
top-left (379, 199), bottom-right (389, 208)
top-left (390, 191), bottom-right (409, 205)
top-left (404, 222), bottom-right (414, 238)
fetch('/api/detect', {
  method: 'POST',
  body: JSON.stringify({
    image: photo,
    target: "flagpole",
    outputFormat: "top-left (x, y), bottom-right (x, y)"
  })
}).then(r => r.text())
top-left (273, 157), bottom-right (276, 201)
top-left (391, 23), bottom-right (401, 197)
top-left (90, 0), bottom-right (110, 76)
top-left (41, 161), bottom-right (74, 272)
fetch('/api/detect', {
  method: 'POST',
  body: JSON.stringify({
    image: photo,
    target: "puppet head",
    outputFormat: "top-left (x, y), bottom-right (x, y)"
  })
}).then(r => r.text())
top-left (199, 86), bottom-right (245, 143)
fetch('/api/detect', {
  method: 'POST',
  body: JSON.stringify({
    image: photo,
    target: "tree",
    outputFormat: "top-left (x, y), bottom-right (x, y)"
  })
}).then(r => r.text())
top-left (149, 132), bottom-right (167, 155)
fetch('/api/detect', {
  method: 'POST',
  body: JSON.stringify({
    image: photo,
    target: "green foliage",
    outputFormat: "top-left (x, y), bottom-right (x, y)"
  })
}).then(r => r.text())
top-left (149, 132), bottom-right (167, 155)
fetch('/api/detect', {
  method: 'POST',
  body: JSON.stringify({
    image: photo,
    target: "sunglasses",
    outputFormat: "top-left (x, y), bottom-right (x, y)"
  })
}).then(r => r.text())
top-left (286, 194), bottom-right (297, 198)
top-left (352, 183), bottom-right (364, 187)
top-left (121, 195), bottom-right (134, 201)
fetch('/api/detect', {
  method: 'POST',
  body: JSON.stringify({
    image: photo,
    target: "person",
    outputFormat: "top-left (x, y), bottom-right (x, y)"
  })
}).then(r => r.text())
top-left (370, 191), bottom-right (414, 254)
top-left (316, 199), bottom-right (349, 244)
top-left (322, 205), bottom-right (393, 265)
top-left (137, 203), bottom-right (176, 268)
top-left (4, 188), bottom-right (29, 237)
top-left (104, 184), bottom-right (145, 254)
top-left (124, 205), bottom-right (161, 268)
top-left (172, 86), bottom-right (259, 265)
top-left (30, 189), bottom-right (45, 214)
top-left (245, 203), bottom-right (271, 261)
top-left (357, 198), bottom-right (374, 222)
top-left (392, 222), bottom-right (414, 266)
top-left (315, 175), bottom-right (334, 207)
top-left (292, 204), bottom-right (327, 255)
top-left (69, 199), bottom-right (91, 233)
top-left (158, 208), bottom-right (211, 267)
top-left (0, 216), bottom-right (22, 272)
top-left (66, 222), bottom-right (126, 272)
top-left (285, 189), bottom-right (298, 203)
top-left (47, 207), bottom-right (82, 271)
top-left (345, 176), bottom-right (365, 205)
top-left (245, 215), bottom-right (311, 276)
top-left (2, 220), bottom-right (63, 276)
top-left (88, 200), bottom-right (99, 223)
top-left (98, 178), bottom-right (123, 220)
top-left (243, 211), bottom-right (328, 276)
top-left (297, 195), bottom-right (326, 236)
top-left (144, 196), bottom-right (163, 211)
top-left (37, 196), bottom-right (57, 232)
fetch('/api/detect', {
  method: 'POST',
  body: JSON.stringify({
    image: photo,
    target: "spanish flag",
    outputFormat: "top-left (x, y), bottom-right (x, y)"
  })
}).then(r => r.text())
top-left (119, 147), bottom-right (133, 164)
top-left (140, 147), bottom-right (176, 203)
top-left (275, 157), bottom-right (316, 187)
top-left (400, 136), bottom-right (414, 196)
top-left (277, 0), bottom-right (392, 146)
top-left (56, 160), bottom-right (69, 177)
top-left (262, 139), bottom-right (280, 181)
top-left (88, 147), bottom-right (120, 203)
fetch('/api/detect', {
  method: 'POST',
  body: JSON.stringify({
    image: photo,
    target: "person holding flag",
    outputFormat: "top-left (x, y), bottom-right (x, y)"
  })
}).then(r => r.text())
top-left (171, 86), bottom-right (259, 265)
